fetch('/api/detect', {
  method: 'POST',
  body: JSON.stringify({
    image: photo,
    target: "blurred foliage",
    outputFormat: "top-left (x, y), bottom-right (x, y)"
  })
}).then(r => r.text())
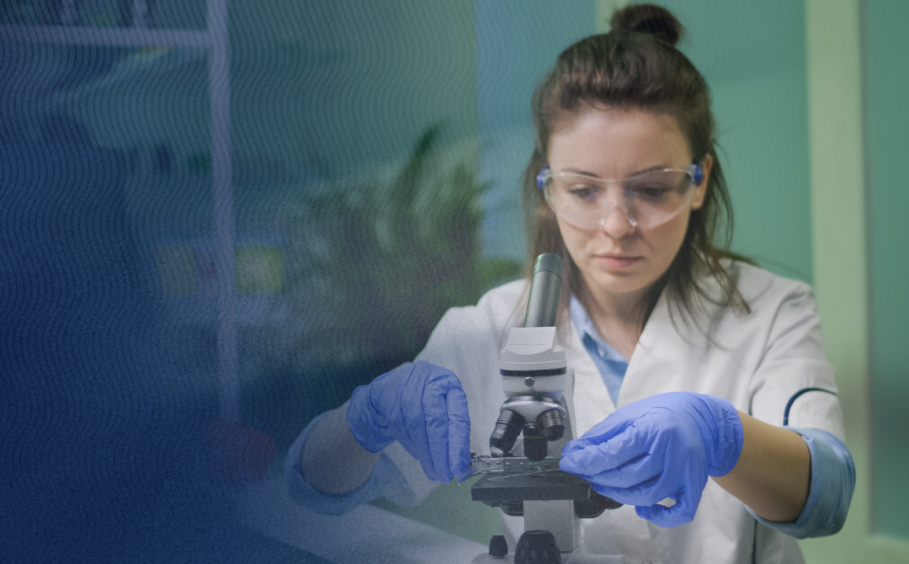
top-left (244, 126), bottom-right (522, 450)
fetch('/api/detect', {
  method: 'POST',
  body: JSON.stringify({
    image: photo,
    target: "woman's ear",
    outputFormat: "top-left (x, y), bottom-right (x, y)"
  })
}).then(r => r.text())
top-left (690, 154), bottom-right (713, 210)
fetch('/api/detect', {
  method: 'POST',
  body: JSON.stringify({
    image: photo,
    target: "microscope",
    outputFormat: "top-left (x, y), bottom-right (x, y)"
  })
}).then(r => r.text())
top-left (467, 254), bottom-right (620, 564)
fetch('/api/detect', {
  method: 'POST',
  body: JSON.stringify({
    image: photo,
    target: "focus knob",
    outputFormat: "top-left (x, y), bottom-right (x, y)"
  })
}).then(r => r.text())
top-left (488, 534), bottom-right (508, 558)
top-left (514, 530), bottom-right (560, 564)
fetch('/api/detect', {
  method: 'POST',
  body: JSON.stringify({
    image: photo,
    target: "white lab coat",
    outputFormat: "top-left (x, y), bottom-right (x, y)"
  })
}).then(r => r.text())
top-left (384, 261), bottom-right (844, 564)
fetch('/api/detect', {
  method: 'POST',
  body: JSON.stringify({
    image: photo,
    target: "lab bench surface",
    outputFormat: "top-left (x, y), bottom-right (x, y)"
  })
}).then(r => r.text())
top-left (236, 474), bottom-right (487, 564)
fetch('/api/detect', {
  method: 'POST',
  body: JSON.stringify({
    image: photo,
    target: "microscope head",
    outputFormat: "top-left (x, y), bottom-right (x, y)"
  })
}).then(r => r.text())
top-left (490, 254), bottom-right (568, 460)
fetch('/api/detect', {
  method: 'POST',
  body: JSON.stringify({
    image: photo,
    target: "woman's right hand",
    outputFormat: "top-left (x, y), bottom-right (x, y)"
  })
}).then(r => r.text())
top-left (345, 360), bottom-right (471, 483)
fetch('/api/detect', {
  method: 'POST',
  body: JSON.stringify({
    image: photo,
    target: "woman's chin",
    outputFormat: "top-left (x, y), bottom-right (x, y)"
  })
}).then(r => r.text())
top-left (586, 271), bottom-right (655, 300)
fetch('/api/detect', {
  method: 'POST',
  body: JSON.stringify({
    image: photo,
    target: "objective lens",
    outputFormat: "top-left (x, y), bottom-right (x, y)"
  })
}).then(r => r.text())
top-left (523, 423), bottom-right (547, 461)
top-left (538, 409), bottom-right (565, 441)
top-left (489, 409), bottom-right (524, 457)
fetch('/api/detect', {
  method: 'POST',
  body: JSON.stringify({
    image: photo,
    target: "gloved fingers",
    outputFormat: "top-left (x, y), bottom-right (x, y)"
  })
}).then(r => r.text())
top-left (425, 416), bottom-right (454, 482)
top-left (560, 445), bottom-right (655, 488)
top-left (560, 415), bottom-right (659, 478)
top-left (401, 398), bottom-right (441, 481)
top-left (346, 384), bottom-right (393, 452)
top-left (579, 451), bottom-right (668, 490)
top-left (444, 383), bottom-right (471, 478)
top-left (421, 389), bottom-right (455, 483)
top-left (421, 369), bottom-right (471, 482)
top-left (589, 472), bottom-right (673, 507)
top-left (560, 414), bottom-right (633, 456)
top-left (634, 487), bottom-right (701, 528)
top-left (385, 364), bottom-right (437, 481)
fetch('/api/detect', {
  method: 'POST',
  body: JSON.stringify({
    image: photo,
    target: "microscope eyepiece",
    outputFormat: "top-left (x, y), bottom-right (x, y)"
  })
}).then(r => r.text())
top-left (524, 253), bottom-right (564, 328)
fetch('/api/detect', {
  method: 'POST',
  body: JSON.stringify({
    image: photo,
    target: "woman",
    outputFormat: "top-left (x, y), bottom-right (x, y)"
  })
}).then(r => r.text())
top-left (290, 4), bottom-right (854, 562)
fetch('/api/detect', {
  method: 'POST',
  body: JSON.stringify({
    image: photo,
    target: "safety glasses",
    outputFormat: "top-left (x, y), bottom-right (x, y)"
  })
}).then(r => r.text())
top-left (536, 163), bottom-right (703, 230)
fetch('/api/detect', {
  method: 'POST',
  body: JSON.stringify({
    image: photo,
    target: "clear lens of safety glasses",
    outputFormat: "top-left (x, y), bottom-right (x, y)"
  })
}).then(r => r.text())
top-left (536, 164), bottom-right (702, 230)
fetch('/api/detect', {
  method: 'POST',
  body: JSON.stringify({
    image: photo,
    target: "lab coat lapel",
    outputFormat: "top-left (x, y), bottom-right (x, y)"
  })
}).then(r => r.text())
top-left (563, 319), bottom-right (616, 437)
top-left (618, 288), bottom-right (713, 408)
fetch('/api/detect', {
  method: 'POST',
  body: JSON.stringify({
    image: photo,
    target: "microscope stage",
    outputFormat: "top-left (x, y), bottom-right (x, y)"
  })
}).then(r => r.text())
top-left (470, 469), bottom-right (591, 502)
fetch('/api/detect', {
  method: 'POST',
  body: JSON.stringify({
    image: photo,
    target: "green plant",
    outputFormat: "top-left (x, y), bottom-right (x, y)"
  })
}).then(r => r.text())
top-left (246, 126), bottom-right (521, 448)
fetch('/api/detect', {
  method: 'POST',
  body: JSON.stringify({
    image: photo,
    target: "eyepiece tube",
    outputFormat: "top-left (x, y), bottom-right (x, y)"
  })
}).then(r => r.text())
top-left (524, 253), bottom-right (564, 328)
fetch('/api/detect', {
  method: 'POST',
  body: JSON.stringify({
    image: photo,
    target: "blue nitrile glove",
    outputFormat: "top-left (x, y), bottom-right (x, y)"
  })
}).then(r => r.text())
top-left (559, 392), bottom-right (743, 527)
top-left (346, 360), bottom-right (471, 483)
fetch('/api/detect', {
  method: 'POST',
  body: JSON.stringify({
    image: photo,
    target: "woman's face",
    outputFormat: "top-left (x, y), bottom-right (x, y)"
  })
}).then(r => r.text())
top-left (546, 107), bottom-right (710, 305)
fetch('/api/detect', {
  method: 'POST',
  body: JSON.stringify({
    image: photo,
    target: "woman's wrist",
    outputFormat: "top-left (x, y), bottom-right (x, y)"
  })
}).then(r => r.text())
top-left (712, 411), bottom-right (810, 522)
top-left (301, 404), bottom-right (382, 496)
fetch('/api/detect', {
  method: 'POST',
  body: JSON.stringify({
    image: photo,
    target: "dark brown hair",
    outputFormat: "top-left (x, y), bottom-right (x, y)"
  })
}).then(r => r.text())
top-left (523, 3), bottom-right (750, 329)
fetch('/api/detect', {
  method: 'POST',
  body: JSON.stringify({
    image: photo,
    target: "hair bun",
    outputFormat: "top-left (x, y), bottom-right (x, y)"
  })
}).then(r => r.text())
top-left (610, 3), bottom-right (684, 46)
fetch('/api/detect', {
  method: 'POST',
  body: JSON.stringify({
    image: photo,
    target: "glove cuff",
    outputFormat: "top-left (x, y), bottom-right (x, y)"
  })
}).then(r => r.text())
top-left (702, 395), bottom-right (744, 477)
top-left (346, 385), bottom-right (395, 453)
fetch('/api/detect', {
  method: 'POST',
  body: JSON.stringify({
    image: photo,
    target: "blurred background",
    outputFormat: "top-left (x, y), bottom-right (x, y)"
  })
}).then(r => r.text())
top-left (0, 0), bottom-right (905, 562)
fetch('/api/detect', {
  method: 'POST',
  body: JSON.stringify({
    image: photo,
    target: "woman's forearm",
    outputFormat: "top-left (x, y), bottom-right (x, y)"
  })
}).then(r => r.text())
top-left (712, 411), bottom-right (810, 522)
top-left (300, 404), bottom-right (381, 495)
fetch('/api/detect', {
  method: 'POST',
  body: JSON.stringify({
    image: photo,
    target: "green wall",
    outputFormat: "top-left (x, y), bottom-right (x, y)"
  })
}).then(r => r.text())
top-left (658, 0), bottom-right (813, 281)
top-left (865, 0), bottom-right (909, 541)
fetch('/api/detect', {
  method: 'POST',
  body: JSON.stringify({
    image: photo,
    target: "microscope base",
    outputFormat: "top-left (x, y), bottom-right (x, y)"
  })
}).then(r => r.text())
top-left (469, 501), bottom-right (579, 564)
top-left (469, 547), bottom-right (579, 563)
top-left (469, 554), bottom-right (577, 563)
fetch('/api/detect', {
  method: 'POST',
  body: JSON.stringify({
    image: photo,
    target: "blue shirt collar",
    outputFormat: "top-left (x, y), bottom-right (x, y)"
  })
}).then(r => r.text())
top-left (569, 295), bottom-right (628, 364)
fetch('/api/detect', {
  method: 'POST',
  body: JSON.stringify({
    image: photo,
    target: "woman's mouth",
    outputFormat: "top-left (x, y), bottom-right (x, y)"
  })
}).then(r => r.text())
top-left (597, 254), bottom-right (642, 269)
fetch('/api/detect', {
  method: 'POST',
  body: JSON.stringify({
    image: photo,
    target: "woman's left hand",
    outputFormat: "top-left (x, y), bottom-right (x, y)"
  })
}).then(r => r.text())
top-left (559, 392), bottom-right (743, 527)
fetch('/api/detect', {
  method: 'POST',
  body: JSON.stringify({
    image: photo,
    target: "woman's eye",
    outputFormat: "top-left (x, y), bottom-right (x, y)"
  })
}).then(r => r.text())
top-left (567, 185), bottom-right (598, 201)
top-left (626, 185), bottom-right (670, 199)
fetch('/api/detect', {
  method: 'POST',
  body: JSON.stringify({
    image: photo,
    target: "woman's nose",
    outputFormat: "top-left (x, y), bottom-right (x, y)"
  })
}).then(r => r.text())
top-left (598, 204), bottom-right (637, 238)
